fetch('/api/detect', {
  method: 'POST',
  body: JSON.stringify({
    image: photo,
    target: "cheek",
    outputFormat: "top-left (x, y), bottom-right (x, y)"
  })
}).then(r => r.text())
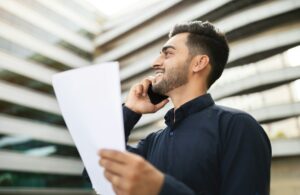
top-left (165, 57), bottom-right (186, 73)
top-left (164, 53), bottom-right (189, 70)
top-left (164, 57), bottom-right (180, 70)
top-left (164, 66), bottom-right (176, 79)
top-left (174, 55), bottom-right (189, 65)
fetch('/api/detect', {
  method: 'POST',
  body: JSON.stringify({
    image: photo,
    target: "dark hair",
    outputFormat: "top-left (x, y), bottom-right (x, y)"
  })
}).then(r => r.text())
top-left (169, 21), bottom-right (229, 89)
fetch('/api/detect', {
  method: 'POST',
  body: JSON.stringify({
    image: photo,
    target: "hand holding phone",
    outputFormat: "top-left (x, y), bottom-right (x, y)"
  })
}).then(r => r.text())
top-left (125, 79), bottom-right (169, 114)
top-left (147, 84), bottom-right (168, 105)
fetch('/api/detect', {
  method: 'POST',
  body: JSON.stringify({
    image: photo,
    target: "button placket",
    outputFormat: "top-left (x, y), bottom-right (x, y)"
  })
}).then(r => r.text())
top-left (167, 129), bottom-right (174, 172)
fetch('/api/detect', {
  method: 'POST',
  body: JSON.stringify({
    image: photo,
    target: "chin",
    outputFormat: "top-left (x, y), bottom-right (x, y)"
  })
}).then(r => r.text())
top-left (153, 78), bottom-right (162, 86)
top-left (152, 83), bottom-right (161, 93)
top-left (155, 75), bottom-right (162, 81)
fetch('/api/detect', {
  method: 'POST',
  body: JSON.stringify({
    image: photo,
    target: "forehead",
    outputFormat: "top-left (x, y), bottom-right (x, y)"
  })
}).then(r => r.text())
top-left (163, 33), bottom-right (189, 50)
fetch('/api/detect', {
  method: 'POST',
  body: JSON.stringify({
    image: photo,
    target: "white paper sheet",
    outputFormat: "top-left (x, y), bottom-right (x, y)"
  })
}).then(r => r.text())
top-left (52, 62), bottom-right (125, 195)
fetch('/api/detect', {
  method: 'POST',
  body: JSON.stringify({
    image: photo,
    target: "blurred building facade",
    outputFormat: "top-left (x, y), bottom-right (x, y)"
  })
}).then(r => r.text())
top-left (0, 0), bottom-right (101, 194)
top-left (0, 0), bottom-right (300, 195)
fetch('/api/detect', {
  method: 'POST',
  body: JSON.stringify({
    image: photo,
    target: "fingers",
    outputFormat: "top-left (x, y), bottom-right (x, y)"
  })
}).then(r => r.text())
top-left (134, 77), bottom-right (153, 97)
top-left (134, 84), bottom-right (144, 97)
top-left (99, 158), bottom-right (126, 176)
top-left (104, 170), bottom-right (123, 189)
top-left (99, 150), bottom-right (127, 163)
top-left (99, 149), bottom-right (139, 164)
top-left (141, 79), bottom-right (151, 97)
top-left (99, 150), bottom-right (144, 166)
top-left (154, 99), bottom-right (169, 111)
top-left (112, 185), bottom-right (122, 195)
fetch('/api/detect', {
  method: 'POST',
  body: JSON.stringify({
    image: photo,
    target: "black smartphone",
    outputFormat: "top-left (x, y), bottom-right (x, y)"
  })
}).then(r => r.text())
top-left (147, 84), bottom-right (168, 104)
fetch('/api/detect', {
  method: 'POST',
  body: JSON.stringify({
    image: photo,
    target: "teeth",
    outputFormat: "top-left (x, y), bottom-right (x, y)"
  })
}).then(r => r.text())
top-left (155, 70), bottom-right (164, 74)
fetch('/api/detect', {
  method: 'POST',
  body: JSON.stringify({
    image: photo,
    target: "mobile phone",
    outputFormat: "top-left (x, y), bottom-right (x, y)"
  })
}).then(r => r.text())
top-left (147, 84), bottom-right (168, 104)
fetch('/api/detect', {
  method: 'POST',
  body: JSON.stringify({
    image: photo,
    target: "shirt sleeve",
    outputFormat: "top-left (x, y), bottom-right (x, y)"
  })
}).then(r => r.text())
top-left (122, 105), bottom-right (142, 142)
top-left (220, 113), bottom-right (272, 195)
top-left (122, 105), bottom-right (150, 156)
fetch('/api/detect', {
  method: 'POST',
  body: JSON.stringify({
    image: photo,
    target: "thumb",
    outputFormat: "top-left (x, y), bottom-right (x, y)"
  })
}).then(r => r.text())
top-left (154, 99), bottom-right (169, 111)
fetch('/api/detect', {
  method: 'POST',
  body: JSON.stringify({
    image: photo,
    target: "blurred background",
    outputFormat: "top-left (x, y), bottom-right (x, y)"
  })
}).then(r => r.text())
top-left (0, 0), bottom-right (299, 194)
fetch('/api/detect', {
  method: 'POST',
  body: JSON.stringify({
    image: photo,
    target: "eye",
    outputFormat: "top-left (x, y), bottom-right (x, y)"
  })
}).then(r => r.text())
top-left (164, 50), bottom-right (173, 57)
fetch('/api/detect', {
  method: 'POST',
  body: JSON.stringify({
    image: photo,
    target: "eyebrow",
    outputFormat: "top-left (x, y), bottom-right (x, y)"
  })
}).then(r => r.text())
top-left (161, 45), bottom-right (176, 53)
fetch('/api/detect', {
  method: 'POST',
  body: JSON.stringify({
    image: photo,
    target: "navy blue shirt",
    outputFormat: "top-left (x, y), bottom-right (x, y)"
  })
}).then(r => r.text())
top-left (84, 93), bottom-right (271, 195)
top-left (123, 94), bottom-right (272, 195)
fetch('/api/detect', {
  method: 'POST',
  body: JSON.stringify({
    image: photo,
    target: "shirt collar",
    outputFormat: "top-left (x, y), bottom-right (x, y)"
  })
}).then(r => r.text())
top-left (164, 93), bottom-right (215, 128)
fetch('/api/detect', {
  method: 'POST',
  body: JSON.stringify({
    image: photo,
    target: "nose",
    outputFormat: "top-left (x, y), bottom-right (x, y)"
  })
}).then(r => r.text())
top-left (151, 54), bottom-right (164, 69)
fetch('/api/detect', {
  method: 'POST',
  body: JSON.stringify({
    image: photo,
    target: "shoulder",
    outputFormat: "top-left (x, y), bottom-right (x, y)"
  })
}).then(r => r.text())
top-left (211, 104), bottom-right (269, 140)
top-left (209, 104), bottom-right (261, 126)
top-left (212, 104), bottom-right (250, 117)
top-left (215, 104), bottom-right (259, 127)
top-left (213, 105), bottom-right (271, 152)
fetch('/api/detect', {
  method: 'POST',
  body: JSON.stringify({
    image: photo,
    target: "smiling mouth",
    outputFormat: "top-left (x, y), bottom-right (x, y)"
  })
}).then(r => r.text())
top-left (155, 69), bottom-right (164, 76)
top-left (153, 72), bottom-right (164, 84)
top-left (155, 72), bottom-right (164, 77)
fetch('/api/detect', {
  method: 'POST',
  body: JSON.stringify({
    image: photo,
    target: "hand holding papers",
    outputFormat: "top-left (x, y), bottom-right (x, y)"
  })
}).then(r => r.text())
top-left (52, 62), bottom-right (125, 195)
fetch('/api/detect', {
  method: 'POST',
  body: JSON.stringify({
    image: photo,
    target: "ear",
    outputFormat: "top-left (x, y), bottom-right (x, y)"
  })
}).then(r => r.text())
top-left (192, 55), bottom-right (209, 73)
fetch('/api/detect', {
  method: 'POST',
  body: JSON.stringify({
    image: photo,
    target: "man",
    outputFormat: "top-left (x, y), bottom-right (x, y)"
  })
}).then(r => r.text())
top-left (85, 21), bottom-right (271, 195)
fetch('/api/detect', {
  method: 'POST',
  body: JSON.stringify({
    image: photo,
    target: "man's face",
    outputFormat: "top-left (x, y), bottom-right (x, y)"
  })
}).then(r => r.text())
top-left (152, 33), bottom-right (192, 95)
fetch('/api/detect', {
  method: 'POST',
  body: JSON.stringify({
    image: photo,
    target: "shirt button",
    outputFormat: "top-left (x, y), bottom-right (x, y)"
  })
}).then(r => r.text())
top-left (169, 132), bottom-right (174, 136)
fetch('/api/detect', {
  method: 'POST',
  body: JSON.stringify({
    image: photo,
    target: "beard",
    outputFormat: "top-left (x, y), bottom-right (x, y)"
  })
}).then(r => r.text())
top-left (152, 59), bottom-right (190, 95)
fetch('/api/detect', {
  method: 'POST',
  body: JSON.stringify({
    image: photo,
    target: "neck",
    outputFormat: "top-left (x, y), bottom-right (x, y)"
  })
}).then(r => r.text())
top-left (168, 81), bottom-right (207, 110)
